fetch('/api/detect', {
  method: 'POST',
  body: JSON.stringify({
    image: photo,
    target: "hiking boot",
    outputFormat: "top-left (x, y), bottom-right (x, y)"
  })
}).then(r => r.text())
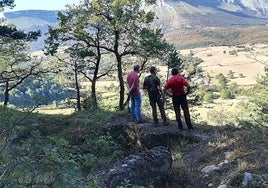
top-left (153, 122), bottom-right (159, 127)
top-left (178, 125), bottom-right (183, 130)
top-left (163, 121), bottom-right (169, 126)
top-left (188, 127), bottom-right (195, 131)
top-left (187, 124), bottom-right (194, 129)
top-left (136, 120), bottom-right (146, 124)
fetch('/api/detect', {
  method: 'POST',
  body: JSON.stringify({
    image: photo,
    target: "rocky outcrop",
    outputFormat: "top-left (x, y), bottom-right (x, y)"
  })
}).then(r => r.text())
top-left (99, 146), bottom-right (172, 188)
top-left (125, 122), bottom-right (207, 150)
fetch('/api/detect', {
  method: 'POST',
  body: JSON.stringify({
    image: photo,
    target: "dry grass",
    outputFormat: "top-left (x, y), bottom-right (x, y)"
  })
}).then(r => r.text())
top-left (34, 106), bottom-right (75, 115)
top-left (180, 43), bottom-right (267, 86)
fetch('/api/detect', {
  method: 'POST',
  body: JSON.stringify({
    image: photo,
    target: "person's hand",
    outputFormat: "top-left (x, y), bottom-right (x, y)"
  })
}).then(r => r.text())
top-left (185, 86), bottom-right (190, 95)
top-left (164, 89), bottom-right (173, 97)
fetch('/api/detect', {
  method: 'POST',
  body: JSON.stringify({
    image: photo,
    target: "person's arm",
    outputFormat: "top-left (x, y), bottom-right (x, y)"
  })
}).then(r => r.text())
top-left (126, 77), bottom-right (134, 94)
top-left (185, 85), bottom-right (190, 95)
top-left (143, 77), bottom-right (148, 90)
top-left (155, 77), bottom-right (164, 95)
top-left (183, 77), bottom-right (190, 95)
top-left (163, 81), bottom-right (173, 97)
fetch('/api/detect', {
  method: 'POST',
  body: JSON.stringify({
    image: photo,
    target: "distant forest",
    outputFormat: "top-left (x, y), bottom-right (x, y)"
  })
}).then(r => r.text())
top-left (0, 76), bottom-right (74, 107)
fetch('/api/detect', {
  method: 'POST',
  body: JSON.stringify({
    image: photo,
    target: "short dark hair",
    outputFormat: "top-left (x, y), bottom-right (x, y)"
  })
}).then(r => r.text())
top-left (171, 67), bottom-right (178, 75)
top-left (149, 66), bottom-right (156, 74)
top-left (133, 64), bottom-right (140, 71)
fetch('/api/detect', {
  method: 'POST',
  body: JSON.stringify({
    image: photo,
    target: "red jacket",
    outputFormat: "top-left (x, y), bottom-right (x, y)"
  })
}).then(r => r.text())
top-left (164, 75), bottom-right (189, 95)
top-left (126, 71), bottom-right (140, 95)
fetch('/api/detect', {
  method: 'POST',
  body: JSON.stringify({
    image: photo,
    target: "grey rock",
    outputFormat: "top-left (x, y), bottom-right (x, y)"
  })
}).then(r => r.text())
top-left (99, 146), bottom-right (172, 188)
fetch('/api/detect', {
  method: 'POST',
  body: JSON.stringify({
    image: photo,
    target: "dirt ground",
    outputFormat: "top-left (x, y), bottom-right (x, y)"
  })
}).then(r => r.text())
top-left (119, 113), bottom-right (268, 188)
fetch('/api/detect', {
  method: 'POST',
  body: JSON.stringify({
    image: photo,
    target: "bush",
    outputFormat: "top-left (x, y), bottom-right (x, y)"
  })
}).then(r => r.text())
top-left (220, 88), bottom-right (234, 99)
top-left (203, 93), bottom-right (213, 103)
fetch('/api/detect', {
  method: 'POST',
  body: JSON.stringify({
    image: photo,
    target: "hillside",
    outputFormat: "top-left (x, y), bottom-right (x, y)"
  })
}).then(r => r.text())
top-left (147, 0), bottom-right (268, 49)
top-left (164, 0), bottom-right (268, 19)
top-left (1, 3), bottom-right (268, 187)
top-left (3, 1), bottom-right (268, 50)
top-left (4, 10), bottom-right (58, 51)
top-left (1, 106), bottom-right (267, 187)
top-left (4, 10), bottom-right (58, 24)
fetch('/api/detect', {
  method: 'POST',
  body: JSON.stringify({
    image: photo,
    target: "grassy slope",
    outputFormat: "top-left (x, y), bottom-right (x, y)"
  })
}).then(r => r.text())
top-left (3, 106), bottom-right (266, 187)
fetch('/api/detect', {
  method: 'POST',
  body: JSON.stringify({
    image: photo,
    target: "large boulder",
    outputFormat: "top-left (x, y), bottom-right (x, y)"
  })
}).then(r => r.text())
top-left (99, 146), bottom-right (172, 188)
top-left (125, 123), bottom-right (205, 150)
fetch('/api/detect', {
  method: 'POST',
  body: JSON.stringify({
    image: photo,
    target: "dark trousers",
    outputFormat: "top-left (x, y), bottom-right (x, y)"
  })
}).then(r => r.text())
top-left (172, 94), bottom-right (193, 129)
top-left (149, 94), bottom-right (167, 123)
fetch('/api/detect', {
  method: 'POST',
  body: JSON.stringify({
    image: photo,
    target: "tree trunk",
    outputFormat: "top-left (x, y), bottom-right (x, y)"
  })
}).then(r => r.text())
top-left (3, 80), bottom-right (9, 107)
top-left (90, 47), bottom-right (101, 108)
top-left (74, 61), bottom-right (81, 111)
top-left (91, 80), bottom-right (97, 107)
top-left (118, 59), bottom-right (125, 111)
top-left (114, 31), bottom-right (125, 111)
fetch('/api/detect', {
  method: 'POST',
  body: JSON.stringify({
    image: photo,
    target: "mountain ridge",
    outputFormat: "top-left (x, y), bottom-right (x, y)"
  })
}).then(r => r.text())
top-left (163, 0), bottom-right (268, 19)
top-left (3, 1), bottom-right (268, 50)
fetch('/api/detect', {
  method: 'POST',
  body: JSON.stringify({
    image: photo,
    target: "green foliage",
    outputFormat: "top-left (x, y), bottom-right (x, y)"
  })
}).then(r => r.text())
top-left (0, 24), bottom-right (46, 107)
top-left (239, 73), bottom-right (244, 78)
top-left (82, 96), bottom-right (98, 110)
top-left (0, 25), bottom-right (41, 41)
top-left (215, 73), bottom-right (227, 88)
top-left (195, 85), bottom-right (218, 103)
top-left (0, 104), bottom-right (126, 187)
top-left (257, 66), bottom-right (268, 88)
top-left (229, 50), bottom-right (237, 55)
top-left (46, 0), bottom-right (175, 110)
top-left (6, 76), bottom-right (73, 107)
top-left (229, 82), bottom-right (240, 95)
top-left (0, 0), bottom-right (15, 9)
top-left (250, 90), bottom-right (268, 124)
top-left (166, 48), bottom-right (183, 71)
top-left (250, 66), bottom-right (268, 125)
top-left (118, 179), bottom-right (154, 188)
top-left (0, 108), bottom-right (83, 186)
top-left (220, 88), bottom-right (234, 99)
top-left (229, 174), bottom-right (244, 186)
top-left (203, 92), bottom-right (214, 103)
top-left (229, 172), bottom-right (268, 187)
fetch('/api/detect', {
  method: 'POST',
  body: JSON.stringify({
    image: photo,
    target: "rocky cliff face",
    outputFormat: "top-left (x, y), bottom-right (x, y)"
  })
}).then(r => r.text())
top-left (148, 0), bottom-right (268, 32)
top-left (156, 0), bottom-right (268, 19)
top-left (219, 0), bottom-right (268, 18)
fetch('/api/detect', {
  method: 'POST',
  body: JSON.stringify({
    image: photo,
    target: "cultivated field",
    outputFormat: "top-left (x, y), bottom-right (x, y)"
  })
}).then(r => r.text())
top-left (180, 43), bottom-right (267, 86)
top-left (179, 44), bottom-right (268, 125)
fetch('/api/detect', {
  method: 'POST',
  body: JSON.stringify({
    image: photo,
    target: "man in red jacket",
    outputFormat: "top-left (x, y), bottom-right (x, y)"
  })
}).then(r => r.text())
top-left (164, 67), bottom-right (194, 130)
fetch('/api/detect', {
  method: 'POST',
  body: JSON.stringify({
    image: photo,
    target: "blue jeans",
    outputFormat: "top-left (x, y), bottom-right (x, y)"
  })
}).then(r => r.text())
top-left (130, 93), bottom-right (142, 122)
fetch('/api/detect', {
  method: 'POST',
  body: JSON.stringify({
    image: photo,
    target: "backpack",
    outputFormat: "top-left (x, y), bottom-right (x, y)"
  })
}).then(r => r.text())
top-left (144, 75), bottom-right (159, 95)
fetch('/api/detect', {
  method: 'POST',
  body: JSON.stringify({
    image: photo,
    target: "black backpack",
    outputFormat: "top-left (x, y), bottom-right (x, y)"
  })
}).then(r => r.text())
top-left (145, 75), bottom-right (159, 94)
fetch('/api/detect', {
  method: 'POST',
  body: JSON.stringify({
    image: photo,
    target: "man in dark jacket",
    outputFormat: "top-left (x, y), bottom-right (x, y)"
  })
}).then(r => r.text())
top-left (164, 67), bottom-right (194, 130)
top-left (143, 66), bottom-right (168, 126)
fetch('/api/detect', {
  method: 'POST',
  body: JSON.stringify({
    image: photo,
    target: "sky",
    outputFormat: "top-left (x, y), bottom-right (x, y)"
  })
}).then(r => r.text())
top-left (5, 0), bottom-right (81, 12)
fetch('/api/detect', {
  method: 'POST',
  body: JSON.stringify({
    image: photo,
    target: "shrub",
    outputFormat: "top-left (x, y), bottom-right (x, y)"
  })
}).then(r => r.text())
top-left (203, 93), bottom-right (214, 103)
top-left (227, 70), bottom-right (235, 79)
top-left (220, 88), bottom-right (233, 99)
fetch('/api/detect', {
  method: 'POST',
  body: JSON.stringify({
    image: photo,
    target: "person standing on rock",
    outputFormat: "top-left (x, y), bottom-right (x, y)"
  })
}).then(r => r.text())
top-left (126, 64), bottom-right (145, 124)
top-left (143, 66), bottom-right (169, 126)
top-left (164, 67), bottom-right (194, 130)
